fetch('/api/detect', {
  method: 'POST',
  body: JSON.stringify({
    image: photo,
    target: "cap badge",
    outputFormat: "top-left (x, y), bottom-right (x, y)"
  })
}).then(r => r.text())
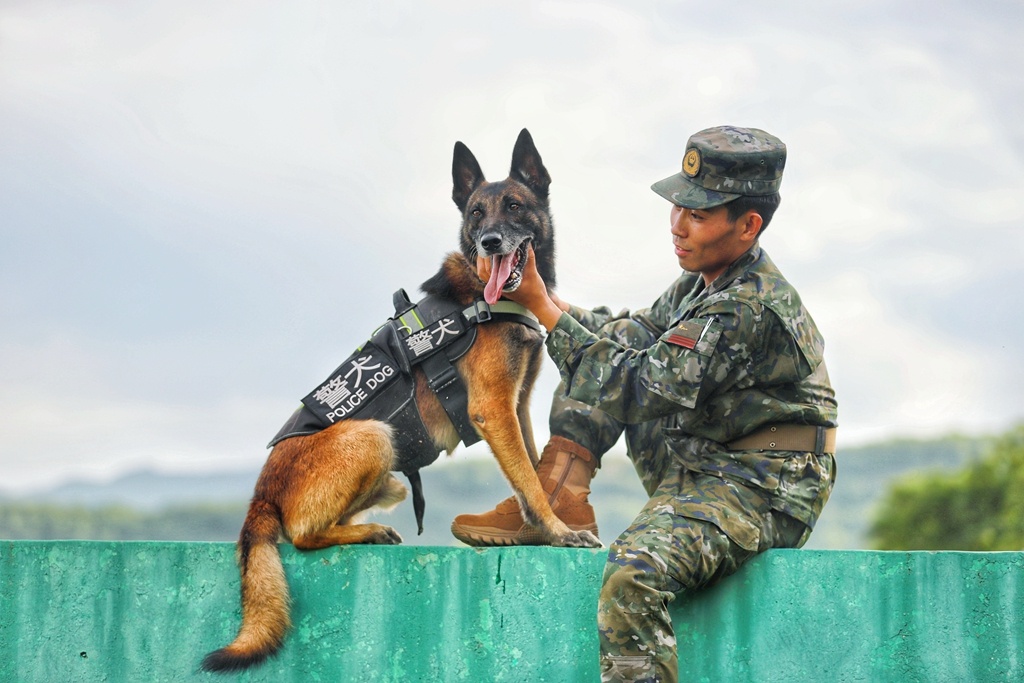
top-left (682, 148), bottom-right (701, 177)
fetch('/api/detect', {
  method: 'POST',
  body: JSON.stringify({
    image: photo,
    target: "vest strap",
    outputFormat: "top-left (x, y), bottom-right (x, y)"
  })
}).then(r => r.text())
top-left (418, 351), bottom-right (482, 448)
top-left (462, 299), bottom-right (543, 333)
top-left (404, 469), bottom-right (426, 535)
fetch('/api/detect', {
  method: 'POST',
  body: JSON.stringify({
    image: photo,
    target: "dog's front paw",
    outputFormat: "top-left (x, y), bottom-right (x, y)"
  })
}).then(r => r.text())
top-left (552, 529), bottom-right (603, 549)
top-left (367, 524), bottom-right (403, 545)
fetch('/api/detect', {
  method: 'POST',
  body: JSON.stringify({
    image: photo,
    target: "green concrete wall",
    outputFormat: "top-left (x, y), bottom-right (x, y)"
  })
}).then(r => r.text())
top-left (1, 541), bottom-right (1022, 682)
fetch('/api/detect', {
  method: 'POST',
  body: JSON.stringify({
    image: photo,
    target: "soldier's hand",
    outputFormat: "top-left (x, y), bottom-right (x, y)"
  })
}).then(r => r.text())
top-left (476, 255), bottom-right (492, 284)
top-left (502, 244), bottom-right (563, 331)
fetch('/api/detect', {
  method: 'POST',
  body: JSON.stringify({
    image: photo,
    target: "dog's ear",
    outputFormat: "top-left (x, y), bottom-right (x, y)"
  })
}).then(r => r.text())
top-left (510, 129), bottom-right (551, 200)
top-left (452, 141), bottom-right (485, 213)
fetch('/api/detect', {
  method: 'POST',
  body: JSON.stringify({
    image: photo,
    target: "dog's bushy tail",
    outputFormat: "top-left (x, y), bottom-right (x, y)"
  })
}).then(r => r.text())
top-left (201, 500), bottom-right (289, 673)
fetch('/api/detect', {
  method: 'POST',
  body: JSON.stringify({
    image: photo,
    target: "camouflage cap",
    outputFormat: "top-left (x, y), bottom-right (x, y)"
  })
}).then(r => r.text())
top-left (651, 126), bottom-right (786, 209)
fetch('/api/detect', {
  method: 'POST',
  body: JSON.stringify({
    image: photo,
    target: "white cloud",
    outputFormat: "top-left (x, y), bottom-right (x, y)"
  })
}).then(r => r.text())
top-left (2, 0), bottom-right (1022, 490)
top-left (812, 270), bottom-right (1007, 444)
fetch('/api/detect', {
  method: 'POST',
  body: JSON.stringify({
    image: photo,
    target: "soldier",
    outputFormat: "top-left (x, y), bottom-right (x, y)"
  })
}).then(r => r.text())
top-left (452, 126), bottom-right (838, 682)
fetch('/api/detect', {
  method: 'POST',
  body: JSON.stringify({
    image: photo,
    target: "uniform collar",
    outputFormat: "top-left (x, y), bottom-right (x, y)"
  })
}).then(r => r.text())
top-left (704, 242), bottom-right (763, 295)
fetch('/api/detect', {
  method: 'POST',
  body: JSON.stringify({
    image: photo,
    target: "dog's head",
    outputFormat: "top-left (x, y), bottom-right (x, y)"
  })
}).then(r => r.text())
top-left (452, 129), bottom-right (555, 305)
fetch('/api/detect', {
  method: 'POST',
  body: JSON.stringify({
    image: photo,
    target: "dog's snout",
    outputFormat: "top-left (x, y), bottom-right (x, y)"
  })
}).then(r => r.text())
top-left (479, 232), bottom-right (503, 254)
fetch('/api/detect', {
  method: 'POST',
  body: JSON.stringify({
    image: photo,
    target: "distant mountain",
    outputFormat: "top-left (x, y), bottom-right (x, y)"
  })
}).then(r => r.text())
top-left (11, 470), bottom-right (260, 510)
top-left (0, 433), bottom-right (993, 548)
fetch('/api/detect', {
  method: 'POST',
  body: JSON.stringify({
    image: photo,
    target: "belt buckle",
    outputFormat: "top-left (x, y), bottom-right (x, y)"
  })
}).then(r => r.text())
top-left (474, 300), bottom-right (492, 323)
top-left (814, 426), bottom-right (825, 455)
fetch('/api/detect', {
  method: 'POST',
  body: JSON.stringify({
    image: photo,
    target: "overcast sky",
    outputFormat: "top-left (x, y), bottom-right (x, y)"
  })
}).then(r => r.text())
top-left (2, 0), bottom-right (1022, 492)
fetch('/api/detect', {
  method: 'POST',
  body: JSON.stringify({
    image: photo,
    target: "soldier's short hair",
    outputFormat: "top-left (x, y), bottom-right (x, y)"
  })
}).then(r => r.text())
top-left (725, 192), bottom-right (781, 235)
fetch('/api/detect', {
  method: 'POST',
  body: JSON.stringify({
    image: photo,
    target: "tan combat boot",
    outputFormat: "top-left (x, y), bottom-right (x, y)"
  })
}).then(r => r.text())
top-left (451, 436), bottom-right (599, 546)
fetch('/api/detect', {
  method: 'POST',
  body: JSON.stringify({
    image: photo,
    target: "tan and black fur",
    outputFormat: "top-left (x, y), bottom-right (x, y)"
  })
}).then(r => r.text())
top-left (201, 129), bottom-right (600, 674)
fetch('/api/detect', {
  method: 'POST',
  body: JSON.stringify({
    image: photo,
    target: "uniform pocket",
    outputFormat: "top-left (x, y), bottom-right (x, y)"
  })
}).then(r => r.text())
top-left (640, 319), bottom-right (722, 410)
top-left (671, 473), bottom-right (765, 552)
top-left (774, 451), bottom-right (836, 524)
top-left (675, 498), bottom-right (761, 552)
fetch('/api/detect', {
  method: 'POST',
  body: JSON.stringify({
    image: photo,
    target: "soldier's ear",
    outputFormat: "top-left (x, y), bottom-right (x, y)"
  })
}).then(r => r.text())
top-left (739, 210), bottom-right (763, 241)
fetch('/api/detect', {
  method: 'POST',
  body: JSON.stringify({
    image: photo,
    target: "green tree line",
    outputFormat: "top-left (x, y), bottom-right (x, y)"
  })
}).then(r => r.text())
top-left (0, 502), bottom-right (246, 541)
top-left (870, 423), bottom-right (1024, 550)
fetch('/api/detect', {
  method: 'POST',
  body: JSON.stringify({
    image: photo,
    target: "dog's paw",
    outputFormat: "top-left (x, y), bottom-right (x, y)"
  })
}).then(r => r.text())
top-left (367, 524), bottom-right (403, 545)
top-left (552, 529), bottom-right (603, 549)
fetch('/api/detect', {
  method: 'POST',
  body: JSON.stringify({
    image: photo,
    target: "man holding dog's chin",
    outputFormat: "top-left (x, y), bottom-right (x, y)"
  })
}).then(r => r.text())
top-left (457, 126), bottom-right (838, 683)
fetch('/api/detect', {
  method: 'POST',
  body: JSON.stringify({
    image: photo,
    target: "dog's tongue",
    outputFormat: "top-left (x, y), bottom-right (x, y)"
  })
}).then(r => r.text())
top-left (484, 254), bottom-right (515, 305)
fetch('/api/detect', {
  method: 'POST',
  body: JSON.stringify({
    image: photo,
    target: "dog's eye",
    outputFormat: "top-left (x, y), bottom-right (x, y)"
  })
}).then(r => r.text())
top-left (508, 203), bottom-right (520, 211)
top-left (471, 208), bottom-right (483, 217)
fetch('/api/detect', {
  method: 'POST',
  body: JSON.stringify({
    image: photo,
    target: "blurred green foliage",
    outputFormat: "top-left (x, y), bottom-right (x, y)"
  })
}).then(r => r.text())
top-left (0, 502), bottom-right (246, 542)
top-left (870, 423), bottom-right (1024, 550)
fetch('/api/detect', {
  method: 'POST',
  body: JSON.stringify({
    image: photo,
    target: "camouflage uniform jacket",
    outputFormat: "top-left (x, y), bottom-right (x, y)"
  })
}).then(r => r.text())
top-left (546, 243), bottom-right (838, 532)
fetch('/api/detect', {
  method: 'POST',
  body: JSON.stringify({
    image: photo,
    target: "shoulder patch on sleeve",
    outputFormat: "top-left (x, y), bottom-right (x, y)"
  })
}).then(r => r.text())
top-left (666, 320), bottom-right (710, 350)
top-left (641, 317), bottom-right (722, 410)
top-left (663, 321), bottom-right (704, 350)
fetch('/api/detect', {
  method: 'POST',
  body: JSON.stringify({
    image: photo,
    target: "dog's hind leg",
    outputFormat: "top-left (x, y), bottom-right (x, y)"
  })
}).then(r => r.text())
top-left (278, 420), bottom-right (406, 549)
top-left (292, 522), bottom-right (402, 549)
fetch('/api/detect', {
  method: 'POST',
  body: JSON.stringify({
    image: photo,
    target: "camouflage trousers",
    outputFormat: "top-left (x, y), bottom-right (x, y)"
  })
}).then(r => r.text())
top-left (548, 319), bottom-right (812, 683)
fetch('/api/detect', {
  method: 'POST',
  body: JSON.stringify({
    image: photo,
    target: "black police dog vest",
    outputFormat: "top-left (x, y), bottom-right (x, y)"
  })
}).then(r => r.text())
top-left (268, 289), bottom-right (542, 534)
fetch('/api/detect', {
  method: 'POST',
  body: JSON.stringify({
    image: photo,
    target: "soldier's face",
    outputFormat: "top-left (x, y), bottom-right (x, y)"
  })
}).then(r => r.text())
top-left (669, 204), bottom-right (754, 284)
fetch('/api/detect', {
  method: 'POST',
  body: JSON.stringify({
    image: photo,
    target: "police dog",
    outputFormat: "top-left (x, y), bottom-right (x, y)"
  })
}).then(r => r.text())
top-left (201, 129), bottom-right (601, 673)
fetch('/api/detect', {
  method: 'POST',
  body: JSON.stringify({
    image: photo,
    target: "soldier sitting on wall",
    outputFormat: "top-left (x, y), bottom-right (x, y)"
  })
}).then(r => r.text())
top-left (452, 125), bottom-right (839, 682)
